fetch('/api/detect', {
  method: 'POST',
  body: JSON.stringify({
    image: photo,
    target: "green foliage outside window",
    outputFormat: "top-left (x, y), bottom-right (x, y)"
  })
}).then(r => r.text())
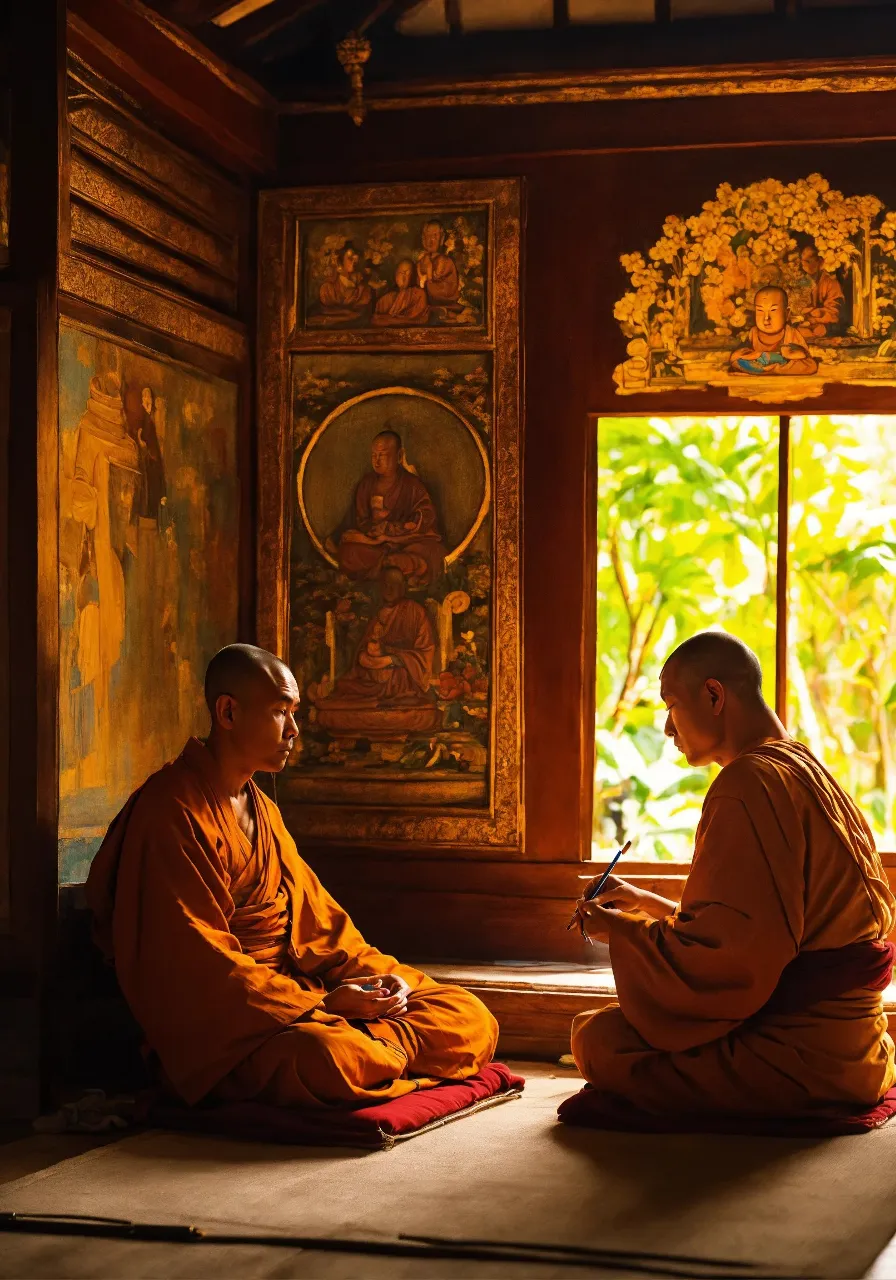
top-left (596, 413), bottom-right (896, 861)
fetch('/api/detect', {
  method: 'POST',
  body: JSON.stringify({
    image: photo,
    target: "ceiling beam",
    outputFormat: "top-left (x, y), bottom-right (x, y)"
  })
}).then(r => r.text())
top-left (444, 0), bottom-right (462, 37)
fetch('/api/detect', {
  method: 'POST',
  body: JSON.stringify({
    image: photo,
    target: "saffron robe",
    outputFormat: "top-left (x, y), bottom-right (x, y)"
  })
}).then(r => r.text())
top-left (729, 323), bottom-right (818, 376)
top-left (324, 599), bottom-right (437, 705)
top-left (86, 738), bottom-right (497, 1107)
top-left (336, 468), bottom-right (446, 587)
top-left (573, 740), bottom-right (896, 1115)
top-left (372, 284), bottom-right (430, 326)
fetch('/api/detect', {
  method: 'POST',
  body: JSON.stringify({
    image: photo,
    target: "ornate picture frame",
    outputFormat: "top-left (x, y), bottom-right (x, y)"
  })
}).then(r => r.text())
top-left (257, 179), bottom-right (522, 851)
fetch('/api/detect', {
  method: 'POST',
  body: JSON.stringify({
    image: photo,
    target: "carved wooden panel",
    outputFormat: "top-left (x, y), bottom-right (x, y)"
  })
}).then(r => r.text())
top-left (65, 57), bottom-right (243, 322)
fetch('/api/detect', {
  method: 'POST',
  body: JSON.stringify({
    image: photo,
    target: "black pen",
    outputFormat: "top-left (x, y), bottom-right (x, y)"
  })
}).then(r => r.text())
top-left (566, 839), bottom-right (632, 935)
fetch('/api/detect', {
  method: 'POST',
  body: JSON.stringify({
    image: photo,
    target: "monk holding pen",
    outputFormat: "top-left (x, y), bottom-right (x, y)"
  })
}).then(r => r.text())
top-left (86, 644), bottom-right (497, 1110)
top-left (570, 631), bottom-right (896, 1119)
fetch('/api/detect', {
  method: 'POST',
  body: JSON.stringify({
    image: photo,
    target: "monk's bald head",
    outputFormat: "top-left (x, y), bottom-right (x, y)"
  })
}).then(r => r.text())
top-left (204, 644), bottom-right (291, 713)
top-left (662, 632), bottom-right (764, 703)
top-left (204, 645), bottom-right (300, 774)
top-left (660, 633), bottom-right (779, 768)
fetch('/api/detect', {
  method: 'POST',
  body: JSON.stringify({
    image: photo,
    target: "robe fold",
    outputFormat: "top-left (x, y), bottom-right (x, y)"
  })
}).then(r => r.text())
top-left (573, 739), bottom-right (896, 1115)
top-left (86, 738), bottom-right (497, 1107)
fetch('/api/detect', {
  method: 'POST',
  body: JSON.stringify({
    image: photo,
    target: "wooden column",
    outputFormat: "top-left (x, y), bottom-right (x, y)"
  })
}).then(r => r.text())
top-left (0, 0), bottom-right (65, 1118)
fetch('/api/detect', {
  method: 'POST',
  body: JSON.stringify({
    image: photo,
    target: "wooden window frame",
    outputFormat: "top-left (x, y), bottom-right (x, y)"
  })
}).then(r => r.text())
top-left (590, 410), bottom-right (896, 875)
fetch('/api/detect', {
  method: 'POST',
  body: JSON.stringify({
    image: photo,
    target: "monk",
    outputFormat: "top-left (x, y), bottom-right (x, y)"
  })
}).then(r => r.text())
top-left (372, 260), bottom-right (430, 326)
top-left (795, 243), bottom-right (845, 339)
top-left (572, 632), bottom-right (896, 1118)
top-left (729, 285), bottom-right (818, 376)
top-left (317, 243), bottom-right (372, 324)
top-left (330, 428), bottom-right (446, 588)
top-left (85, 644), bottom-right (497, 1108)
top-left (417, 220), bottom-right (460, 307)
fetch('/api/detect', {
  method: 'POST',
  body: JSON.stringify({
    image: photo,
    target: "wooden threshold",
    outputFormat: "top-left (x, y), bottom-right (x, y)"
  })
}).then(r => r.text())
top-left (419, 961), bottom-right (896, 1062)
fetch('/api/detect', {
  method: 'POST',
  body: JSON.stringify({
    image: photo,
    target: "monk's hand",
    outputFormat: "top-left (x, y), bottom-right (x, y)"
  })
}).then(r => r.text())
top-left (321, 979), bottom-right (409, 1021)
top-left (574, 898), bottom-right (624, 944)
top-left (376, 973), bottom-right (412, 1003)
top-left (579, 874), bottom-right (678, 923)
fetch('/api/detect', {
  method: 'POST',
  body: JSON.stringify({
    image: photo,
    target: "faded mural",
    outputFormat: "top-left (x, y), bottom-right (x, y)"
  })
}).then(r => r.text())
top-left (613, 173), bottom-right (896, 401)
top-left (58, 323), bottom-right (239, 882)
top-left (288, 352), bottom-right (492, 808)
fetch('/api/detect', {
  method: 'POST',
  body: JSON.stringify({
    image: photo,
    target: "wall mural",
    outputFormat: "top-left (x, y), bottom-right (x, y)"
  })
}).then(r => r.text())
top-left (288, 352), bottom-right (492, 810)
top-left (58, 322), bottom-right (239, 883)
top-left (613, 173), bottom-right (896, 402)
top-left (300, 209), bottom-right (488, 331)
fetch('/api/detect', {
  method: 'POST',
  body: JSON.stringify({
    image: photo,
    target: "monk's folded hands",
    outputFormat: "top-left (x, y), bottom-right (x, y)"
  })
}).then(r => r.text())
top-left (321, 979), bottom-right (409, 1021)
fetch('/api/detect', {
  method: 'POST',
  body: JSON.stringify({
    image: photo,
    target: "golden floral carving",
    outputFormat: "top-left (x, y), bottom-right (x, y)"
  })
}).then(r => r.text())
top-left (256, 179), bottom-right (522, 850)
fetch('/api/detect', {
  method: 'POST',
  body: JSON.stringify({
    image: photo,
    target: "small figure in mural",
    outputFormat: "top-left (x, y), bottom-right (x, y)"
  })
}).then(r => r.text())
top-left (372, 260), bottom-right (430, 327)
top-left (793, 243), bottom-right (846, 339)
top-left (317, 242), bottom-right (373, 324)
top-left (729, 286), bottom-right (818, 377)
top-left (312, 567), bottom-right (441, 737)
top-left (70, 372), bottom-right (140, 783)
top-left (123, 384), bottom-right (167, 524)
top-left (329, 428), bottom-right (446, 588)
top-left (416, 219), bottom-right (460, 309)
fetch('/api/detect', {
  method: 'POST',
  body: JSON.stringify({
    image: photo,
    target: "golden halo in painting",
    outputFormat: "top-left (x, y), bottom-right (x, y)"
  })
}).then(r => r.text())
top-left (297, 386), bottom-right (490, 570)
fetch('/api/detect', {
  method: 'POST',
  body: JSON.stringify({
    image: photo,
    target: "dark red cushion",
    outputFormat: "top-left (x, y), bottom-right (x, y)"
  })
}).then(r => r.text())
top-left (558, 1084), bottom-right (896, 1137)
top-left (560, 1080), bottom-right (896, 1141)
top-left (145, 1063), bottom-right (525, 1150)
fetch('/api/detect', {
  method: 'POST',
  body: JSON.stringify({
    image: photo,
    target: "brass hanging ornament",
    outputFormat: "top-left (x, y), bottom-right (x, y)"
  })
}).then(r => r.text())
top-left (336, 33), bottom-right (372, 127)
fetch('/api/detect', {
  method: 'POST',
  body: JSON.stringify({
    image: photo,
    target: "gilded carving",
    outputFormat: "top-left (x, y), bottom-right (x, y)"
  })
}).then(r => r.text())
top-left (60, 253), bottom-right (247, 362)
top-left (257, 180), bottom-right (522, 850)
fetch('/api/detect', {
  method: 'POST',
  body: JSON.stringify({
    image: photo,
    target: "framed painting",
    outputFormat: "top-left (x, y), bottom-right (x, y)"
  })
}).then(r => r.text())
top-left (263, 179), bottom-right (517, 349)
top-left (613, 172), bottom-right (896, 402)
top-left (258, 179), bottom-right (521, 850)
top-left (57, 320), bottom-right (240, 884)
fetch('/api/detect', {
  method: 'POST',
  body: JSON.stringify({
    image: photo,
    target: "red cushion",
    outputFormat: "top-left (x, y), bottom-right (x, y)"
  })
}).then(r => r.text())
top-left (558, 1084), bottom-right (896, 1137)
top-left (145, 1063), bottom-right (525, 1150)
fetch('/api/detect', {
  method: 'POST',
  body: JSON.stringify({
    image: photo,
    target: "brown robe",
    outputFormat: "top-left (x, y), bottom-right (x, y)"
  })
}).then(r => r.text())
top-left (573, 740), bottom-right (896, 1115)
top-left (336, 468), bottom-right (446, 587)
top-left (86, 738), bottom-right (497, 1107)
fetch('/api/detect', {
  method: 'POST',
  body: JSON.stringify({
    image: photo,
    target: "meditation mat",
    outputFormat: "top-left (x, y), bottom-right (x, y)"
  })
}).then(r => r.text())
top-left (558, 1082), bottom-right (896, 1137)
top-left (143, 1063), bottom-right (524, 1151)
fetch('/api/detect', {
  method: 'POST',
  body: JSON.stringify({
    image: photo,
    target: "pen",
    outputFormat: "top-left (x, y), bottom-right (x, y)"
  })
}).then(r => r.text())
top-left (566, 839), bottom-right (632, 937)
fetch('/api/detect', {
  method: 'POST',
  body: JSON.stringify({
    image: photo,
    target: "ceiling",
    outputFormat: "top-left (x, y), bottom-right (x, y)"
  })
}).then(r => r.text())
top-left (143, 0), bottom-right (896, 102)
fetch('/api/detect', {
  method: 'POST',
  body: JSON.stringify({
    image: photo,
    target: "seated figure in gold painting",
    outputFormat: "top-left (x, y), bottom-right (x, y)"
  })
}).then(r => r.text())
top-left (570, 632), bottom-right (896, 1124)
top-left (317, 243), bottom-right (372, 324)
top-left (330, 428), bottom-right (446, 589)
top-left (729, 286), bottom-right (818, 376)
top-left (313, 567), bottom-right (442, 738)
top-left (86, 644), bottom-right (496, 1110)
top-left (372, 259), bottom-right (430, 326)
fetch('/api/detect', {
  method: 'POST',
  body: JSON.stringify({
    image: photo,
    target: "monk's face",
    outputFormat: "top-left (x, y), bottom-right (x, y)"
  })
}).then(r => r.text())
top-left (801, 246), bottom-right (820, 277)
top-left (227, 664), bottom-right (301, 773)
top-left (380, 569), bottom-right (405, 603)
top-left (395, 261), bottom-right (413, 289)
top-left (422, 223), bottom-right (443, 253)
top-left (371, 436), bottom-right (400, 477)
top-left (754, 288), bottom-right (787, 336)
top-left (660, 665), bottom-right (726, 767)
top-left (340, 248), bottom-right (358, 274)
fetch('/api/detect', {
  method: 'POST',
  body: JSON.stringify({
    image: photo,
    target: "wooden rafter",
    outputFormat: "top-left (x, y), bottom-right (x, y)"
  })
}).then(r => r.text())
top-left (444, 0), bottom-right (462, 37)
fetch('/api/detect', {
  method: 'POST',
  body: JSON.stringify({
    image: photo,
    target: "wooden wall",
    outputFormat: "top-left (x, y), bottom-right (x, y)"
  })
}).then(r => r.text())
top-left (0, 0), bottom-right (274, 1116)
top-left (272, 84), bottom-right (896, 966)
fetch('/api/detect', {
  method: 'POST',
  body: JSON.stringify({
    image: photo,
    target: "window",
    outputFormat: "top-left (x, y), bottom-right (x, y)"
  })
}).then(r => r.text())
top-left (594, 413), bottom-right (896, 862)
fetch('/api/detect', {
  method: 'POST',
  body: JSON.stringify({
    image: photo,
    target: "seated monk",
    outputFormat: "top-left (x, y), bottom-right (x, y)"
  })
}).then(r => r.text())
top-left (372, 259), bottom-right (430, 326)
top-left (85, 644), bottom-right (497, 1108)
top-left (330, 428), bottom-right (446, 588)
top-left (317, 243), bottom-right (372, 324)
top-left (729, 286), bottom-right (818, 376)
top-left (572, 632), bottom-right (896, 1119)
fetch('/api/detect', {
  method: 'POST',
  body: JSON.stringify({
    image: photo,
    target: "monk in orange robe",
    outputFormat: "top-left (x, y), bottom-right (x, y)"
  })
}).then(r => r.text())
top-left (372, 260), bottom-right (430, 326)
top-left (85, 645), bottom-right (497, 1108)
top-left (729, 286), bottom-right (818, 376)
top-left (572, 632), bottom-right (896, 1118)
top-left (796, 243), bottom-right (845, 338)
top-left (417, 220), bottom-right (460, 307)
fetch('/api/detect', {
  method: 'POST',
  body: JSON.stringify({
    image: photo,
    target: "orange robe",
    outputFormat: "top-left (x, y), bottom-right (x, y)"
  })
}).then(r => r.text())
top-left (86, 738), bottom-right (497, 1107)
top-left (573, 740), bottom-right (896, 1115)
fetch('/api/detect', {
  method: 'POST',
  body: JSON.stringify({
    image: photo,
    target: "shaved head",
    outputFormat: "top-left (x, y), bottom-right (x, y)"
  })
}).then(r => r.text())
top-left (204, 644), bottom-right (292, 714)
top-left (662, 632), bottom-right (763, 703)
